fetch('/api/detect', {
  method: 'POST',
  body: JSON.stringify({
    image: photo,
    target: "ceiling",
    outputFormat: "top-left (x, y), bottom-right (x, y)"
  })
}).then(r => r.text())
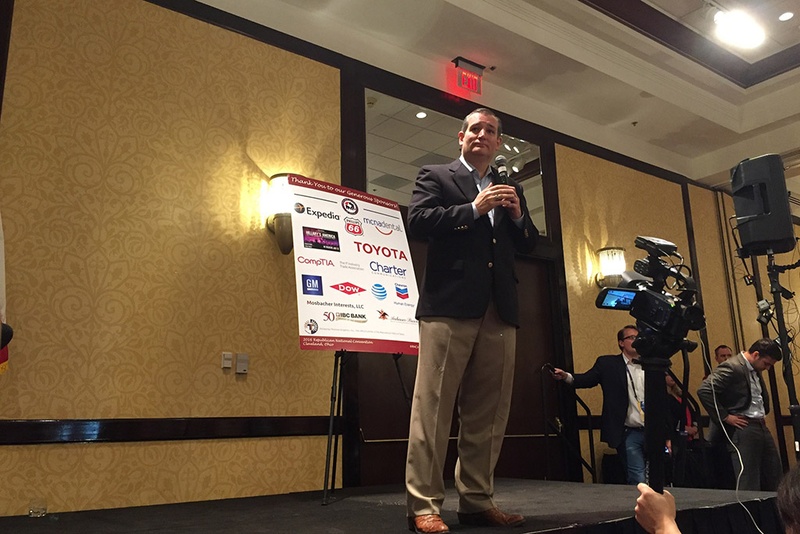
top-left (197, 0), bottom-right (800, 204)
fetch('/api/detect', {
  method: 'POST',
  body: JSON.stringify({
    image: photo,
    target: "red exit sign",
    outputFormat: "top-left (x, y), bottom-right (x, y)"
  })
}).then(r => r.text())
top-left (457, 68), bottom-right (482, 94)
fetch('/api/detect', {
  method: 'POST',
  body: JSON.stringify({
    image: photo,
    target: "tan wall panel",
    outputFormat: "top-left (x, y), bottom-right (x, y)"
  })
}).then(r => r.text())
top-left (0, 438), bottom-right (331, 516)
top-left (0, 0), bottom-right (340, 515)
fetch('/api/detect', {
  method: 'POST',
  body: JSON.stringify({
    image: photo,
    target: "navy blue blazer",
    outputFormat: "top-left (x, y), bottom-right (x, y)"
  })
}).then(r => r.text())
top-left (572, 354), bottom-right (631, 448)
top-left (408, 159), bottom-right (538, 327)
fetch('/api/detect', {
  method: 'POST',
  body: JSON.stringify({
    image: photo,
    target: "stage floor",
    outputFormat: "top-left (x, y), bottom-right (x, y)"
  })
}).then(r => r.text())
top-left (0, 478), bottom-right (780, 533)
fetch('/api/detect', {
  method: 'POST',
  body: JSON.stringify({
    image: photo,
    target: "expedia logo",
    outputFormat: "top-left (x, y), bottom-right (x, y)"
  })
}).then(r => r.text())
top-left (354, 241), bottom-right (408, 260)
top-left (331, 282), bottom-right (365, 295)
top-left (305, 207), bottom-right (340, 221)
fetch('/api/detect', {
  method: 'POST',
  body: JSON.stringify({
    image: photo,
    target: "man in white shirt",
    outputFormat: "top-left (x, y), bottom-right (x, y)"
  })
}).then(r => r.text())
top-left (552, 325), bottom-right (647, 484)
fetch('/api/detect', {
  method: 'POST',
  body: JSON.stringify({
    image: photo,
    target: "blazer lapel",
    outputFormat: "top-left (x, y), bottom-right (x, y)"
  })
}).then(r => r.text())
top-left (450, 160), bottom-right (478, 202)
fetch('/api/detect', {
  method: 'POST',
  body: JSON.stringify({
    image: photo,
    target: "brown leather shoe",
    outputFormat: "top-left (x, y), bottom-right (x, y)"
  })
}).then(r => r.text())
top-left (458, 507), bottom-right (525, 527)
top-left (408, 514), bottom-right (450, 533)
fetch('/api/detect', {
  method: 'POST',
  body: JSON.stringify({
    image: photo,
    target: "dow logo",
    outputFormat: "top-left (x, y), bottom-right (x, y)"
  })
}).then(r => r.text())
top-left (331, 282), bottom-right (365, 295)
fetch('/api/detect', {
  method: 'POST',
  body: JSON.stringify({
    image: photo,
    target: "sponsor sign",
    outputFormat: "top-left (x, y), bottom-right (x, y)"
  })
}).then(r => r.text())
top-left (287, 175), bottom-right (419, 354)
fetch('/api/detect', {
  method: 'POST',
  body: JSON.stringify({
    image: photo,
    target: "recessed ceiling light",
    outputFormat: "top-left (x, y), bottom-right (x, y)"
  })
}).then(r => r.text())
top-left (779, 12), bottom-right (794, 22)
top-left (714, 10), bottom-right (765, 49)
top-left (504, 143), bottom-right (511, 151)
top-left (512, 166), bottom-right (520, 173)
top-left (415, 111), bottom-right (427, 119)
top-left (513, 146), bottom-right (520, 154)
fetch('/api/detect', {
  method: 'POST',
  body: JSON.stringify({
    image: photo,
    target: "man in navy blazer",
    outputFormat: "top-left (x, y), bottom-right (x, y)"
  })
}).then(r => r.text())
top-left (405, 108), bottom-right (538, 534)
top-left (697, 338), bottom-right (783, 491)
top-left (553, 325), bottom-right (647, 485)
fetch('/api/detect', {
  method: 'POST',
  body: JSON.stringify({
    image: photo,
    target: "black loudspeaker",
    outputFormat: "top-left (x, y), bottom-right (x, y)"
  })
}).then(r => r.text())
top-left (731, 154), bottom-right (796, 257)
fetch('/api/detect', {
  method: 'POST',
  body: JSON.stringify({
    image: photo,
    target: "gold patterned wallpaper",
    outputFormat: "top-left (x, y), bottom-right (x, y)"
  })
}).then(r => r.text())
top-left (0, 0), bottom-right (339, 516)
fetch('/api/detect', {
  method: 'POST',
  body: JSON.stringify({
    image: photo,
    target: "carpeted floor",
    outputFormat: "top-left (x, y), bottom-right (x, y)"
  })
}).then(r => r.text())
top-left (0, 479), bottom-right (780, 533)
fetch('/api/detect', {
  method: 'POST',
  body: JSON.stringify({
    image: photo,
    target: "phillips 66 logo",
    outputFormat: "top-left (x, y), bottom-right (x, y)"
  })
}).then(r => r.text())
top-left (344, 217), bottom-right (363, 236)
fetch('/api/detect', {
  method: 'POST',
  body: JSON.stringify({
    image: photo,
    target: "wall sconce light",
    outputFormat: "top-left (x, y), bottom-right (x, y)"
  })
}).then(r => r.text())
top-left (596, 246), bottom-right (626, 288)
top-left (263, 173), bottom-right (295, 255)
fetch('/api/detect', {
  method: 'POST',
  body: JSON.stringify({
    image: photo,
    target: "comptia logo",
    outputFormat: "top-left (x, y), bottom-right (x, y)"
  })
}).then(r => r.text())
top-left (331, 282), bottom-right (365, 295)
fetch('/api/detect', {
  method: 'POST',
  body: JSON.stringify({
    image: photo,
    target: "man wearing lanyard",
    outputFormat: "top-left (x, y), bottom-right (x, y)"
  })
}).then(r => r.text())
top-left (697, 338), bottom-right (783, 491)
top-left (552, 325), bottom-right (647, 484)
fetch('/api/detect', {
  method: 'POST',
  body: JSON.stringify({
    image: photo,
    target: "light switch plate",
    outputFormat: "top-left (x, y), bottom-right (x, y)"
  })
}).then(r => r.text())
top-left (221, 351), bottom-right (233, 369)
top-left (235, 353), bottom-right (249, 374)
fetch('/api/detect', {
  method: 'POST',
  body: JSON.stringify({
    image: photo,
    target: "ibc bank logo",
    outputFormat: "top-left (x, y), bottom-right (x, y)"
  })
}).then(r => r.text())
top-left (302, 274), bottom-right (323, 296)
top-left (331, 282), bottom-right (365, 295)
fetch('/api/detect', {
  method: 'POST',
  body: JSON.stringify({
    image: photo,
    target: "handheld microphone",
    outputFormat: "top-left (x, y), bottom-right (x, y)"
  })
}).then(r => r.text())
top-left (494, 155), bottom-right (509, 185)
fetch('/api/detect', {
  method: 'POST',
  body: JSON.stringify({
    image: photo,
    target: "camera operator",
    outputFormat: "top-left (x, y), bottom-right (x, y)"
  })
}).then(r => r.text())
top-left (696, 338), bottom-right (783, 491)
top-left (552, 325), bottom-right (648, 484)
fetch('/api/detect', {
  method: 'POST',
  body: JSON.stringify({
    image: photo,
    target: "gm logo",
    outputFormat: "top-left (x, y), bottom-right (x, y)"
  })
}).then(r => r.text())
top-left (371, 283), bottom-right (388, 300)
top-left (302, 274), bottom-right (323, 296)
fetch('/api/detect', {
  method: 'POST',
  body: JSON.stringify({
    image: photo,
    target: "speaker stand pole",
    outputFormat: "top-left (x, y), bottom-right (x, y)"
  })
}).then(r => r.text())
top-left (767, 253), bottom-right (800, 462)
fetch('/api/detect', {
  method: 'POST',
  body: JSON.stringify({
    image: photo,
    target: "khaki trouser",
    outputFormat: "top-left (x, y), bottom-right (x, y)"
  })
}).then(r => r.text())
top-left (405, 303), bottom-right (516, 517)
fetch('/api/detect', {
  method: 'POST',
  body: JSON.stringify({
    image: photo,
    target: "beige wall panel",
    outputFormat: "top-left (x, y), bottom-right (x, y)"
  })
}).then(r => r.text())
top-left (0, 437), bottom-right (331, 516)
top-left (685, 186), bottom-right (735, 397)
top-left (0, 0), bottom-right (340, 515)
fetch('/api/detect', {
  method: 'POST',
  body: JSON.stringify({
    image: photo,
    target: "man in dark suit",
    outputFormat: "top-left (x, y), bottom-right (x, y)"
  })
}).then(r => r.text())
top-left (552, 325), bottom-right (647, 485)
top-left (697, 338), bottom-right (783, 491)
top-left (405, 108), bottom-right (538, 534)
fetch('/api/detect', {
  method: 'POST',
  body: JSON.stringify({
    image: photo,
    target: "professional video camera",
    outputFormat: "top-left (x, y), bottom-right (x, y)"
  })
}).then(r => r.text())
top-left (594, 236), bottom-right (705, 493)
top-left (596, 236), bottom-right (705, 360)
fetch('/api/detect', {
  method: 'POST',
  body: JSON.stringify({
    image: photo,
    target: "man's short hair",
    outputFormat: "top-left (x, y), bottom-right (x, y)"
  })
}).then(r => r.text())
top-left (461, 108), bottom-right (503, 136)
top-left (617, 324), bottom-right (638, 341)
top-left (747, 338), bottom-right (783, 361)
top-left (777, 463), bottom-right (800, 533)
top-left (714, 344), bottom-right (732, 355)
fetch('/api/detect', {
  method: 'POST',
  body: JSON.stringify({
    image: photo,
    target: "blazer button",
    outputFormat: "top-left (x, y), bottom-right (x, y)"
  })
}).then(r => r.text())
top-left (492, 238), bottom-right (497, 244)
top-left (488, 262), bottom-right (493, 268)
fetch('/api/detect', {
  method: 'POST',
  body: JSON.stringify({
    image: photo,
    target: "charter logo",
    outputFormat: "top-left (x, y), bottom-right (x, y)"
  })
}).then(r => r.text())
top-left (371, 283), bottom-right (388, 300)
top-left (331, 282), bottom-right (365, 295)
top-left (370, 261), bottom-right (407, 276)
top-left (395, 284), bottom-right (409, 299)
top-left (302, 274), bottom-right (323, 296)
